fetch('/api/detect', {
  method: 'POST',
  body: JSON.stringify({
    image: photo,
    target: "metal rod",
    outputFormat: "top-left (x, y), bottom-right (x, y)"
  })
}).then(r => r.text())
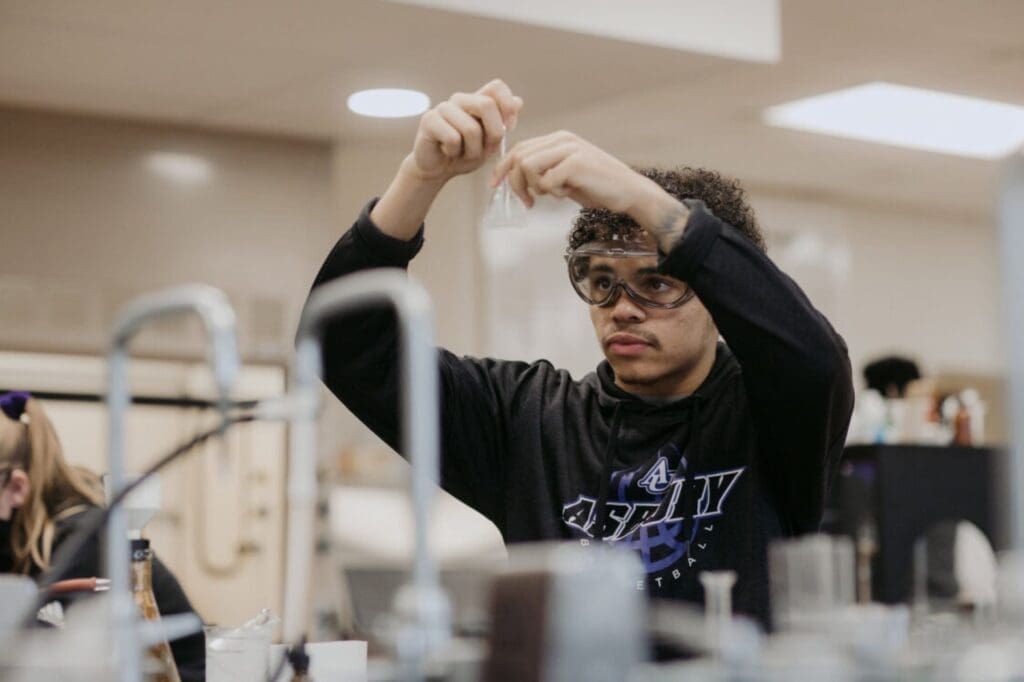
top-left (285, 270), bottom-right (450, 676)
top-left (106, 284), bottom-right (239, 682)
top-left (1000, 150), bottom-right (1024, 549)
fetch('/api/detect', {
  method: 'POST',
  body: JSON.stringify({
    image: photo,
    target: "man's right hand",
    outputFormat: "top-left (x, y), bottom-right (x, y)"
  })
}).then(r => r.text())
top-left (370, 79), bottom-right (523, 241)
top-left (408, 79), bottom-right (523, 183)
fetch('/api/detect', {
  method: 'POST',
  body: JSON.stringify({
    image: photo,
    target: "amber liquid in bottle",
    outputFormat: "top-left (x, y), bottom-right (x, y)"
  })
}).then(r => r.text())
top-left (130, 538), bottom-right (182, 682)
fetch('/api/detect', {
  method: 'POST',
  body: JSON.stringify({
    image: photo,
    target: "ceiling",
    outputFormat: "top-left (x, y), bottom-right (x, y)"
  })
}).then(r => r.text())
top-left (1, 0), bottom-right (1022, 221)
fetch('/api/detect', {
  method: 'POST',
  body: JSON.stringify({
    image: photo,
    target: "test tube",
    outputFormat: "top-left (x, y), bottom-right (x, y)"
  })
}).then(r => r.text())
top-left (481, 135), bottom-right (528, 230)
top-left (700, 570), bottom-right (737, 654)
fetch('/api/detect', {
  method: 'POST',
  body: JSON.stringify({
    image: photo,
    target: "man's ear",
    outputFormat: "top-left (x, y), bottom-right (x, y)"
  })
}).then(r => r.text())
top-left (7, 469), bottom-right (30, 510)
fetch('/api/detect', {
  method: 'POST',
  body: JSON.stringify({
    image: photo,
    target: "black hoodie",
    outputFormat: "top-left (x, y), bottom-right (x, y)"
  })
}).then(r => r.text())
top-left (310, 197), bottom-right (855, 625)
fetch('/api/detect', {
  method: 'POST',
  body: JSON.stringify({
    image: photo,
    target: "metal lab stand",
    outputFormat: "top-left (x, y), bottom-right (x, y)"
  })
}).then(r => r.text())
top-left (1000, 150), bottom-right (1024, 550)
top-left (284, 270), bottom-right (451, 681)
top-left (106, 285), bottom-right (240, 682)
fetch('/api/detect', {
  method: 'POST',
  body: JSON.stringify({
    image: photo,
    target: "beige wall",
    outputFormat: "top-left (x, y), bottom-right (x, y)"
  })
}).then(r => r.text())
top-left (762, 194), bottom-right (1007, 440)
top-left (0, 108), bottom-right (487, 454)
top-left (328, 142), bottom-right (484, 356)
top-left (0, 107), bottom-right (335, 362)
top-left (753, 195), bottom-right (1004, 381)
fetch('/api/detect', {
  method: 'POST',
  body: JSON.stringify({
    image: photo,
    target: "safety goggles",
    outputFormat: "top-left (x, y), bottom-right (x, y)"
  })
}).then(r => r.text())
top-left (565, 240), bottom-right (695, 309)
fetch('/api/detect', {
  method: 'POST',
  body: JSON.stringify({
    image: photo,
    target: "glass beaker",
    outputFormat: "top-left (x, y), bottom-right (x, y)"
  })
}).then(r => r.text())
top-left (769, 534), bottom-right (855, 632)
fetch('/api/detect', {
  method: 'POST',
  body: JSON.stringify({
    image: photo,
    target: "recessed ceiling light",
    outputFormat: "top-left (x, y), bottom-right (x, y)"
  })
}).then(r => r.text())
top-left (347, 89), bottom-right (431, 118)
top-left (145, 151), bottom-right (212, 185)
top-left (764, 82), bottom-right (1024, 159)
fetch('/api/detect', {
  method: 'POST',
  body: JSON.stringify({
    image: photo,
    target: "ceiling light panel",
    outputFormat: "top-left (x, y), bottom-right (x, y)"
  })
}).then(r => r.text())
top-left (385, 0), bottom-right (780, 63)
top-left (764, 82), bottom-right (1024, 159)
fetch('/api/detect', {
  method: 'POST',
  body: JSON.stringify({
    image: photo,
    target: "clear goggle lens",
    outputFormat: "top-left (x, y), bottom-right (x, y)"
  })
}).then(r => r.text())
top-left (565, 242), bottom-right (693, 308)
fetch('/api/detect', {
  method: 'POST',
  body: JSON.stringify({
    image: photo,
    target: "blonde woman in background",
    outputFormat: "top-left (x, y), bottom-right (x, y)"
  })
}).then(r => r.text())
top-left (0, 392), bottom-right (104, 574)
top-left (0, 391), bottom-right (206, 680)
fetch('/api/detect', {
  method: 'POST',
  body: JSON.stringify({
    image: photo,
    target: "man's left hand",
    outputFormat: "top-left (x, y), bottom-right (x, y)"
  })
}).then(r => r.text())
top-left (490, 131), bottom-right (659, 216)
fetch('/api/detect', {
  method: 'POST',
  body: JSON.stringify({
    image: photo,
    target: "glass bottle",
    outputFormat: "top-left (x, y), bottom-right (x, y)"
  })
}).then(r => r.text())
top-left (130, 538), bottom-right (182, 682)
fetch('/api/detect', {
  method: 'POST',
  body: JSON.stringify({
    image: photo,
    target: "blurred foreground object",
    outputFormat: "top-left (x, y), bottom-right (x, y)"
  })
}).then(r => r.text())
top-left (482, 542), bottom-right (645, 682)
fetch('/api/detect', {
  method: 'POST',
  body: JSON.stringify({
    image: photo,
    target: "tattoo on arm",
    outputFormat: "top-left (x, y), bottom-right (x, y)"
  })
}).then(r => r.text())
top-left (650, 201), bottom-right (691, 254)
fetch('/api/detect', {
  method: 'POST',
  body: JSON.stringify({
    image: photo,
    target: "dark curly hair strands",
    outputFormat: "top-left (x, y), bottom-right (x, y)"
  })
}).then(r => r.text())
top-left (568, 167), bottom-right (766, 253)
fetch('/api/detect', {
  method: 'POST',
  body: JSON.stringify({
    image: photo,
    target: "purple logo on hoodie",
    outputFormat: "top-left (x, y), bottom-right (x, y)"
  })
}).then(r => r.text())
top-left (562, 445), bottom-right (744, 574)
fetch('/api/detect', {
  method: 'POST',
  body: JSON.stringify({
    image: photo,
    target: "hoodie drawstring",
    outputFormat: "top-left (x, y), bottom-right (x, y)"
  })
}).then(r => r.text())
top-left (669, 398), bottom-right (703, 552)
top-left (592, 403), bottom-right (623, 541)
top-left (678, 397), bottom-right (703, 482)
top-left (592, 397), bottom-right (703, 543)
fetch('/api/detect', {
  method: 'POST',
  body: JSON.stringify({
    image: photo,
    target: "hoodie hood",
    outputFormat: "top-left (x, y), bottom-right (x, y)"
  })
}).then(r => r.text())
top-left (585, 341), bottom-right (741, 543)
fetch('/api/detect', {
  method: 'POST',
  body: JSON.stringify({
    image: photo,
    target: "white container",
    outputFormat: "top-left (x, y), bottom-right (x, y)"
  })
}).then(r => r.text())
top-left (268, 641), bottom-right (368, 681)
top-left (205, 624), bottom-right (273, 682)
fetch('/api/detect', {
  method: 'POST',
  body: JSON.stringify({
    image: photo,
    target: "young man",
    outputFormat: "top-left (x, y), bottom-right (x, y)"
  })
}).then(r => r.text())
top-left (309, 79), bottom-right (854, 624)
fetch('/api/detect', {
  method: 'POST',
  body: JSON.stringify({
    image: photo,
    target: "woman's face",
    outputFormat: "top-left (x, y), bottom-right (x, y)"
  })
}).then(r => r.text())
top-left (0, 469), bottom-right (29, 521)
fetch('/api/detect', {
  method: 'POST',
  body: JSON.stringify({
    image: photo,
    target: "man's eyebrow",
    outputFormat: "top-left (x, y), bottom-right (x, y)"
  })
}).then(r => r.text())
top-left (589, 263), bottom-right (615, 272)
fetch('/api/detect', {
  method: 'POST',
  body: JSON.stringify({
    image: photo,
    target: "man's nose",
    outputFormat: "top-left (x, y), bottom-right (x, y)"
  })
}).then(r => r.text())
top-left (608, 286), bottom-right (647, 323)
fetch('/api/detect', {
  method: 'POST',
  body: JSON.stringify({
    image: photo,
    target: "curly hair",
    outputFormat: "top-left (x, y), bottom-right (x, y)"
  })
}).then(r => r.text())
top-left (568, 166), bottom-right (765, 253)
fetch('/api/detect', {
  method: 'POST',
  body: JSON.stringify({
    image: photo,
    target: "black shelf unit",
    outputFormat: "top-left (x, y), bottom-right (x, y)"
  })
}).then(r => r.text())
top-left (824, 444), bottom-right (1007, 604)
